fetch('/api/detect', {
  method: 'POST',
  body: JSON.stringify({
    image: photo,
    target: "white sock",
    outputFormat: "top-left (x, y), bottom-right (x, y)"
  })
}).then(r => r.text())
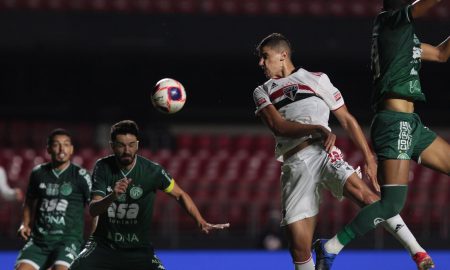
top-left (382, 215), bottom-right (425, 255)
top-left (294, 254), bottom-right (314, 270)
top-left (324, 236), bottom-right (344, 254)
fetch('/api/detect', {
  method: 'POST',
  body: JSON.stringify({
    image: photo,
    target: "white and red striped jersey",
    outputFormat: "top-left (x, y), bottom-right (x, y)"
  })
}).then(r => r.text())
top-left (253, 68), bottom-right (345, 161)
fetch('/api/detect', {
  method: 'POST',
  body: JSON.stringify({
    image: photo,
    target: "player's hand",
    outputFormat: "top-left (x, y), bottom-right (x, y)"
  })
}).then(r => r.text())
top-left (14, 188), bottom-right (24, 202)
top-left (365, 158), bottom-right (379, 192)
top-left (199, 221), bottom-right (230, 234)
top-left (318, 126), bottom-right (336, 152)
top-left (112, 178), bottom-right (132, 199)
top-left (18, 224), bottom-right (31, 241)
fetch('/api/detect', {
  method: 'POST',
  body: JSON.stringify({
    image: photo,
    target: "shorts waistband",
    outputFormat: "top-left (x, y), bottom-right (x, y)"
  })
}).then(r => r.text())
top-left (283, 138), bottom-right (322, 161)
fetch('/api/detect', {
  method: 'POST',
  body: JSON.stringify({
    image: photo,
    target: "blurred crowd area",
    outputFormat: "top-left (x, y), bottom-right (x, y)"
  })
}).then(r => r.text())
top-left (0, 120), bottom-right (449, 250)
top-left (0, 0), bottom-right (449, 19)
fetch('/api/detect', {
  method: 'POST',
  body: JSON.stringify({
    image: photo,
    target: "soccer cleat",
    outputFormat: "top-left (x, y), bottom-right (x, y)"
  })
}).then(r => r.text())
top-left (413, 252), bottom-right (435, 270)
top-left (313, 239), bottom-right (336, 270)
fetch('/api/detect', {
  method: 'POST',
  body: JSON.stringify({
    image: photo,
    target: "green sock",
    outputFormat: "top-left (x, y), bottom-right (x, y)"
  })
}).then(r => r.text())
top-left (336, 185), bottom-right (408, 245)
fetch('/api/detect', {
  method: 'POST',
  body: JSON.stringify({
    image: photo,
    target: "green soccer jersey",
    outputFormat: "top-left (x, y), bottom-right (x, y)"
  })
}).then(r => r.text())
top-left (370, 5), bottom-right (425, 110)
top-left (91, 155), bottom-right (174, 249)
top-left (26, 163), bottom-right (91, 243)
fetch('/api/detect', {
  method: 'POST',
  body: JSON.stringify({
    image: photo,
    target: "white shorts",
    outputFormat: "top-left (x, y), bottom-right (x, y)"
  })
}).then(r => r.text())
top-left (280, 143), bottom-right (355, 226)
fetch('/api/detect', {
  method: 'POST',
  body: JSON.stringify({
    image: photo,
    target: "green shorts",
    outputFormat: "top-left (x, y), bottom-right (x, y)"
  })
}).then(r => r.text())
top-left (69, 239), bottom-right (165, 270)
top-left (16, 237), bottom-right (82, 269)
top-left (370, 110), bottom-right (437, 161)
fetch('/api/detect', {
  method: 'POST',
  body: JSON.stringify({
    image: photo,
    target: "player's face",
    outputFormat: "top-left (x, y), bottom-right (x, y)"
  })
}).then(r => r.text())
top-left (47, 135), bottom-right (74, 165)
top-left (258, 46), bottom-right (284, 79)
top-left (111, 134), bottom-right (139, 166)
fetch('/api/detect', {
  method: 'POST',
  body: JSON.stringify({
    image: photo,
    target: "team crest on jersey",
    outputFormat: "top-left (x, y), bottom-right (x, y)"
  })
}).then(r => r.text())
top-left (282, 85), bottom-right (298, 101)
top-left (60, 182), bottom-right (73, 196)
top-left (130, 186), bottom-right (143, 199)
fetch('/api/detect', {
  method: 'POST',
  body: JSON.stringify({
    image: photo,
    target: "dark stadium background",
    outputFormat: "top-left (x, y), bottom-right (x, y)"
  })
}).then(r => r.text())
top-left (0, 1), bottom-right (449, 269)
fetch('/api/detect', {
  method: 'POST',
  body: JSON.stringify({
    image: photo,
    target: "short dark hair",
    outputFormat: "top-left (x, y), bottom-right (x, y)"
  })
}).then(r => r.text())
top-left (383, 0), bottom-right (410, 10)
top-left (256, 33), bottom-right (292, 56)
top-left (110, 120), bottom-right (139, 142)
top-left (47, 128), bottom-right (72, 146)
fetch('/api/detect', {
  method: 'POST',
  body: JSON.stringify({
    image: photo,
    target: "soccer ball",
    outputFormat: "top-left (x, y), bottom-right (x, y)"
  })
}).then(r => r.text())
top-left (151, 78), bottom-right (186, 114)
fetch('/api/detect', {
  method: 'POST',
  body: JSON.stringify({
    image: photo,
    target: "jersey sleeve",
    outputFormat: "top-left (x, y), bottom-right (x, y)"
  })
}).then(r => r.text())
top-left (78, 167), bottom-right (92, 204)
top-left (91, 161), bottom-right (107, 197)
top-left (315, 73), bottom-right (345, 110)
top-left (157, 166), bottom-right (174, 193)
top-left (26, 166), bottom-right (40, 199)
top-left (253, 86), bottom-right (272, 115)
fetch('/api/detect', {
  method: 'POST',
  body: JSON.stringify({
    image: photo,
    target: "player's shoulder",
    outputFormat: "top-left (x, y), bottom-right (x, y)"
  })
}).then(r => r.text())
top-left (31, 162), bottom-right (50, 174)
top-left (298, 68), bottom-right (326, 79)
top-left (254, 78), bottom-right (274, 94)
top-left (94, 155), bottom-right (115, 167)
top-left (137, 155), bottom-right (162, 171)
top-left (70, 163), bottom-right (90, 176)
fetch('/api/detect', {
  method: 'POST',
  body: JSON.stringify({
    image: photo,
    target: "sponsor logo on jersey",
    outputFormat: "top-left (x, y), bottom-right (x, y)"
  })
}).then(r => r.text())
top-left (130, 186), bottom-right (143, 199)
top-left (39, 183), bottom-right (47, 189)
top-left (108, 232), bottom-right (140, 243)
top-left (373, 217), bottom-right (385, 226)
top-left (333, 91), bottom-right (342, 101)
top-left (271, 82), bottom-right (278, 89)
top-left (282, 85), bottom-right (298, 101)
top-left (60, 182), bottom-right (73, 196)
top-left (256, 97), bottom-right (266, 106)
top-left (46, 183), bottom-right (60, 196)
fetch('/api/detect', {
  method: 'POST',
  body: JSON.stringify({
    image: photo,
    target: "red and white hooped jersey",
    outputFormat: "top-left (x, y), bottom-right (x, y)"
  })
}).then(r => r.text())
top-left (253, 68), bottom-right (345, 161)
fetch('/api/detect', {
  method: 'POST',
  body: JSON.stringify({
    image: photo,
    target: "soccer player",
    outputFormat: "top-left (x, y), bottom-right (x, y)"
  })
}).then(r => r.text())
top-left (315, 0), bottom-right (449, 269)
top-left (69, 120), bottom-right (229, 270)
top-left (15, 129), bottom-right (92, 270)
top-left (0, 166), bottom-right (23, 202)
top-left (253, 33), bottom-right (432, 270)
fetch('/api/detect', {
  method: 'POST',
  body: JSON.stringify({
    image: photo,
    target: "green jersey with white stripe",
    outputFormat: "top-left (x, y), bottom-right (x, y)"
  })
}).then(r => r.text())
top-left (91, 155), bottom-right (173, 249)
top-left (370, 5), bottom-right (425, 110)
top-left (26, 163), bottom-right (91, 243)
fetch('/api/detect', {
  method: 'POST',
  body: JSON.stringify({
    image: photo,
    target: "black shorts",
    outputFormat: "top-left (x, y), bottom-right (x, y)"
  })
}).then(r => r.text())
top-left (69, 240), bottom-right (165, 270)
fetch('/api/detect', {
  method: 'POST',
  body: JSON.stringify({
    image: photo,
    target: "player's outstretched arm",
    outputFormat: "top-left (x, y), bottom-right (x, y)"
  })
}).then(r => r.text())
top-left (421, 37), bottom-right (450, 62)
top-left (332, 105), bottom-right (379, 192)
top-left (259, 104), bottom-right (336, 151)
top-left (168, 182), bottom-right (230, 234)
top-left (411, 0), bottom-right (442, 18)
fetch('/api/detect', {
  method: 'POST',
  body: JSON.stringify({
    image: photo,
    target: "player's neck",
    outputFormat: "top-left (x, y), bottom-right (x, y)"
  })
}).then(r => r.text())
top-left (51, 161), bottom-right (70, 171)
top-left (281, 63), bottom-right (296, 78)
top-left (117, 156), bottom-right (137, 171)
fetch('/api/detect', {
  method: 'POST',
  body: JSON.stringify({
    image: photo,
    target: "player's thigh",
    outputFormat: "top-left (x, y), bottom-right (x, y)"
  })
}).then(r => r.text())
top-left (419, 136), bottom-right (450, 174)
top-left (16, 263), bottom-right (38, 270)
top-left (378, 159), bottom-right (410, 185)
top-left (16, 240), bottom-right (49, 270)
top-left (285, 216), bottom-right (317, 251)
top-left (53, 239), bottom-right (81, 270)
top-left (343, 173), bottom-right (379, 208)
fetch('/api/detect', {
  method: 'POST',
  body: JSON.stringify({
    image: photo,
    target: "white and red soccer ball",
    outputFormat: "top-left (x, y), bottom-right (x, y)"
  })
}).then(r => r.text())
top-left (152, 78), bottom-right (186, 114)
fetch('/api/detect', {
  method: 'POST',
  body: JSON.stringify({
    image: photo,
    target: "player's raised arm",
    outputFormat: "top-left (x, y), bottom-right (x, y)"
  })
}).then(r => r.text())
top-left (167, 181), bottom-right (229, 234)
top-left (411, 0), bottom-right (443, 18)
top-left (421, 37), bottom-right (450, 62)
